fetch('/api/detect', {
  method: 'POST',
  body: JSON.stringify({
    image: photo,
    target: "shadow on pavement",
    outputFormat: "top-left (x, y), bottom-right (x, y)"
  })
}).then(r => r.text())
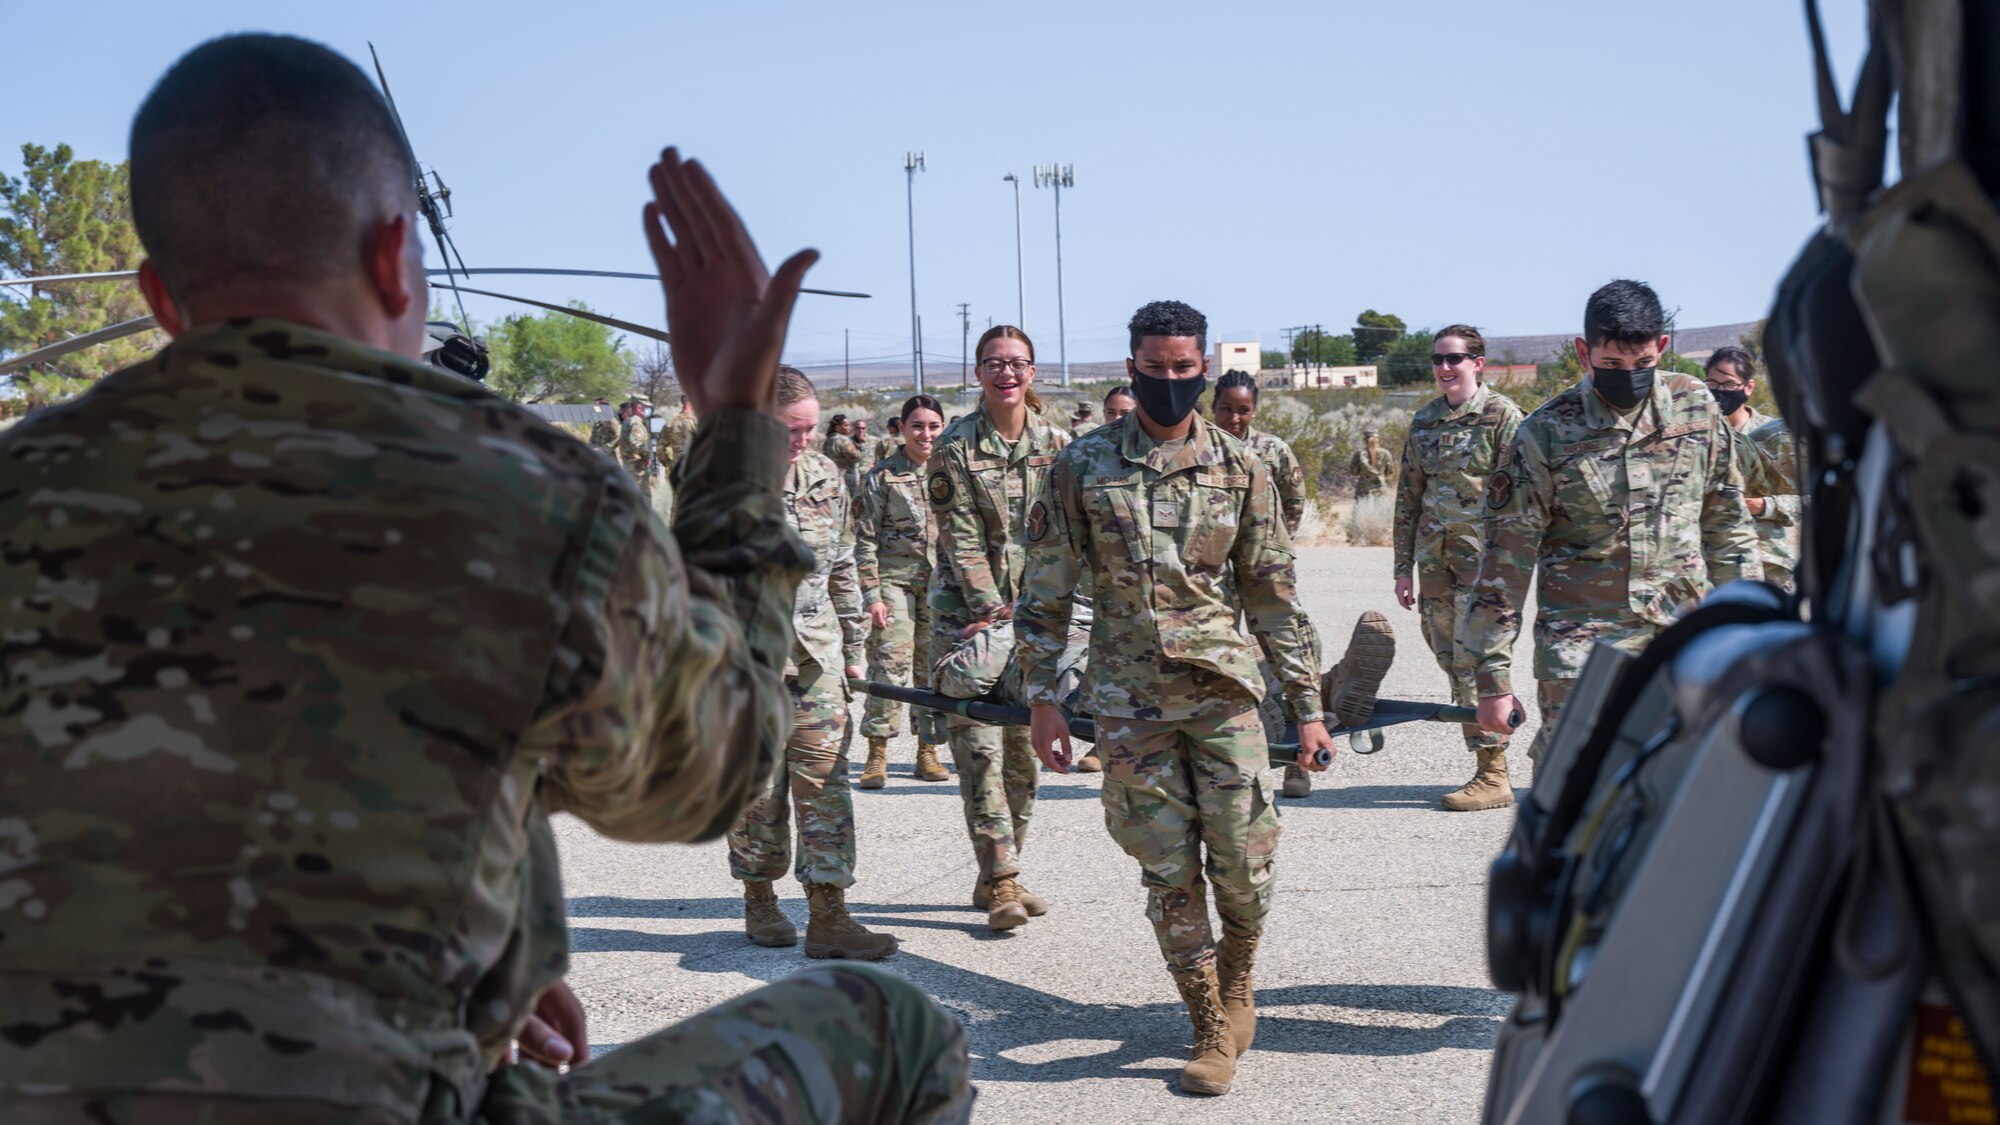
top-left (570, 910), bottom-right (1503, 1086)
top-left (1293, 783), bottom-right (1455, 809)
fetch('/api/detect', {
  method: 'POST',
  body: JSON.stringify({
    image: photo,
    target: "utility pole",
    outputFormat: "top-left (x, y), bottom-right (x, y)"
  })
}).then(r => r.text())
top-left (1001, 173), bottom-right (1026, 328)
top-left (904, 150), bottom-right (926, 394)
top-left (1033, 163), bottom-right (1075, 387)
top-left (844, 328), bottom-right (850, 391)
top-left (958, 302), bottom-right (972, 391)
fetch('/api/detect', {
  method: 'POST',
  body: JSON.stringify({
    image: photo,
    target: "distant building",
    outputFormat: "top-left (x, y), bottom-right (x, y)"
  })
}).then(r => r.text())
top-left (1213, 340), bottom-right (1260, 377)
top-left (1272, 364), bottom-right (1378, 389)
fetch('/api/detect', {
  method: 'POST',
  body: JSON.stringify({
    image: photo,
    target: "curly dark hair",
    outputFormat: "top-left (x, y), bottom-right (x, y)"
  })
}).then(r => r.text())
top-left (1128, 300), bottom-right (1208, 354)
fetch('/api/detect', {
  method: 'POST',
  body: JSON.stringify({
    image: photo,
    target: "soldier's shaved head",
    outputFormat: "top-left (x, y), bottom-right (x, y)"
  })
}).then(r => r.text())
top-left (130, 34), bottom-right (416, 300)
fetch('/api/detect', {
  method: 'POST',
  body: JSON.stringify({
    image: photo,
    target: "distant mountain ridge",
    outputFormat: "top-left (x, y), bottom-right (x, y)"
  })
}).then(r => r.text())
top-left (793, 321), bottom-right (1766, 389)
top-left (1483, 321), bottom-right (1761, 365)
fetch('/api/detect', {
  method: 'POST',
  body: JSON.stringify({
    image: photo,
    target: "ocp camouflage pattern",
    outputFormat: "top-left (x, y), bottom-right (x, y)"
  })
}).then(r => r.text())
top-left (1243, 427), bottom-right (1306, 536)
top-left (785, 448), bottom-right (868, 677)
top-left (1393, 383), bottom-right (1522, 750)
top-left (856, 449), bottom-right (937, 740)
top-left (0, 318), bottom-right (812, 1116)
top-left (1732, 407), bottom-right (1800, 589)
top-left (1349, 446), bottom-right (1396, 498)
top-left (1014, 413), bottom-right (1323, 724)
top-left (1462, 371), bottom-right (1762, 697)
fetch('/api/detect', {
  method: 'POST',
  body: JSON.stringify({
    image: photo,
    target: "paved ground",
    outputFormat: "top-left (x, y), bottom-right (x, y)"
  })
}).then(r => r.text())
top-left (554, 545), bottom-right (1541, 1123)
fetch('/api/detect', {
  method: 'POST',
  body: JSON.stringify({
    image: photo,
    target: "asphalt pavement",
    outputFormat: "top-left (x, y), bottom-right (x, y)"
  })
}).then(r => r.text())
top-left (554, 545), bottom-right (1541, 1123)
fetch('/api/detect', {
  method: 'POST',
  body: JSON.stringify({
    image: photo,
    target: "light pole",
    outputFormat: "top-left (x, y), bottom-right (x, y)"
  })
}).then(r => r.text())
top-left (1002, 173), bottom-right (1025, 329)
top-left (904, 150), bottom-right (926, 393)
top-left (1033, 164), bottom-right (1075, 387)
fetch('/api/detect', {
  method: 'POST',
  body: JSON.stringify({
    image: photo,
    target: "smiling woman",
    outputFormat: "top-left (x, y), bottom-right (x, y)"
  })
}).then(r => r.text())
top-left (925, 321), bottom-right (1073, 929)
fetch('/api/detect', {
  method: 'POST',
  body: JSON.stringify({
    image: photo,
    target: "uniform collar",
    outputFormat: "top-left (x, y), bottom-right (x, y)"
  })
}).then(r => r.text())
top-left (1442, 381), bottom-right (1489, 421)
top-left (165, 317), bottom-right (485, 402)
top-left (1579, 372), bottom-right (1668, 436)
top-left (973, 402), bottom-right (1050, 464)
top-left (1120, 411), bottom-right (1219, 475)
top-left (1732, 406), bottom-right (1773, 433)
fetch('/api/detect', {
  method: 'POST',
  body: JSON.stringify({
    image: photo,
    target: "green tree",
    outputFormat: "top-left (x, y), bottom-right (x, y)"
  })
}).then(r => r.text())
top-left (1293, 329), bottom-right (1355, 367)
top-left (1259, 348), bottom-right (1287, 370)
top-left (487, 303), bottom-right (633, 404)
top-left (1379, 330), bottom-right (1437, 386)
top-left (0, 143), bottom-right (164, 402)
top-left (1352, 309), bottom-right (1406, 363)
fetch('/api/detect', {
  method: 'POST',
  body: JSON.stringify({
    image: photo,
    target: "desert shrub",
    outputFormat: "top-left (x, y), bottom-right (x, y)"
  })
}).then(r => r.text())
top-left (1341, 494), bottom-right (1395, 547)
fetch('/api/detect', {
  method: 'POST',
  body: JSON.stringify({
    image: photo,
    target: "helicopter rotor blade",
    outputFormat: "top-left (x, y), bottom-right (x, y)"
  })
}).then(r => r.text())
top-left (434, 267), bottom-right (870, 299)
top-left (0, 315), bottom-right (158, 375)
top-left (0, 271), bottom-right (139, 287)
top-left (447, 286), bottom-right (669, 343)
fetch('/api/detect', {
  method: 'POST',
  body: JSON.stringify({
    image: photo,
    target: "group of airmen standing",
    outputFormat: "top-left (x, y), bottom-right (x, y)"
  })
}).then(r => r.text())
top-left (572, 275), bottom-right (1801, 1100)
top-left (0, 30), bottom-right (1814, 1117)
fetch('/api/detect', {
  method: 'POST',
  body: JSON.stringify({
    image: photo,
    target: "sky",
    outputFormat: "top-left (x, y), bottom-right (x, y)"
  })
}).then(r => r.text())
top-left (9, 0), bottom-right (1873, 375)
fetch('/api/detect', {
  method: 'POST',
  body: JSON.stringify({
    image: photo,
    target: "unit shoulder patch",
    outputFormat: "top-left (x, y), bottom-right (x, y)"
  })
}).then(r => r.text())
top-left (1486, 470), bottom-right (1514, 511)
top-left (1026, 500), bottom-right (1049, 543)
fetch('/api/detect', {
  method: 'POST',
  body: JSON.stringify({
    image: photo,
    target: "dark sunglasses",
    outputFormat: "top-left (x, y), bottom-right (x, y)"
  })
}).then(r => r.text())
top-left (1431, 352), bottom-right (1481, 366)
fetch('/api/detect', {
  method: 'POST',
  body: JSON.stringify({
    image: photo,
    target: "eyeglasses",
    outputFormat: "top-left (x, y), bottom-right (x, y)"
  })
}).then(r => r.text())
top-left (1705, 381), bottom-right (1749, 392)
top-left (1431, 352), bottom-right (1480, 366)
top-left (978, 358), bottom-right (1033, 375)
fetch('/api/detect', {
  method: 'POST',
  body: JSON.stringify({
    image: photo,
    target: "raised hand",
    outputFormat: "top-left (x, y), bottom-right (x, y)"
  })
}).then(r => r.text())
top-left (643, 149), bottom-right (817, 416)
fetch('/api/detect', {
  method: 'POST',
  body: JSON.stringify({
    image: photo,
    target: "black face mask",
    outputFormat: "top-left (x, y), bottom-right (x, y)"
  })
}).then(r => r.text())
top-left (1591, 364), bottom-right (1656, 410)
top-left (1129, 367), bottom-right (1209, 427)
top-left (1709, 386), bottom-right (1749, 415)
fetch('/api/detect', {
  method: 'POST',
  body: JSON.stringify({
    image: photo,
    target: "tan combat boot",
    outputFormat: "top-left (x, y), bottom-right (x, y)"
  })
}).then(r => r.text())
top-left (914, 742), bottom-right (950, 782)
top-left (1321, 610), bottom-right (1396, 727)
top-left (742, 879), bottom-right (797, 948)
top-left (984, 875), bottom-right (1032, 931)
top-left (1217, 929), bottom-right (1261, 1054)
top-left (803, 883), bottom-right (898, 960)
top-left (1440, 748), bottom-right (1515, 812)
top-left (1281, 764), bottom-right (1312, 798)
top-left (857, 737), bottom-right (889, 790)
top-left (1170, 963), bottom-right (1238, 1095)
top-left (974, 876), bottom-right (1048, 917)
top-left (1074, 748), bottom-right (1103, 772)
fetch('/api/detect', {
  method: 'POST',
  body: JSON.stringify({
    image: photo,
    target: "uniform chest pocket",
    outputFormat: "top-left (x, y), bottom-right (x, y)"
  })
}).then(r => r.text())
top-left (966, 461), bottom-right (1011, 527)
top-left (1082, 481), bottom-right (1147, 562)
top-left (1186, 473), bottom-right (1250, 570)
top-left (794, 481), bottom-right (846, 555)
top-left (884, 475), bottom-right (925, 535)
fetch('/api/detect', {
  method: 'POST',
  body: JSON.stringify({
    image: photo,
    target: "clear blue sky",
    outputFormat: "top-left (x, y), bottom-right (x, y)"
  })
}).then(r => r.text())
top-left (11, 0), bottom-right (1871, 369)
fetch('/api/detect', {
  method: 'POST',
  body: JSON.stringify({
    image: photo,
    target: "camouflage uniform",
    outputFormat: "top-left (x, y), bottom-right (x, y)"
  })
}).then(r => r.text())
top-left (1393, 384), bottom-right (1525, 752)
top-left (926, 403), bottom-right (1070, 884)
top-left (1015, 414), bottom-right (1323, 971)
top-left (873, 435), bottom-right (900, 466)
top-left (660, 408), bottom-right (698, 471)
top-left (856, 448), bottom-right (938, 740)
top-left (1731, 407), bottom-right (1801, 590)
top-left (1349, 445), bottom-right (1395, 499)
top-left (0, 319), bottom-right (969, 1121)
top-left (729, 449), bottom-right (869, 888)
top-left (614, 413), bottom-right (652, 494)
top-left (1461, 372), bottom-right (1763, 749)
top-left (587, 406), bottom-right (618, 453)
top-left (823, 431), bottom-right (864, 500)
top-left (1243, 427), bottom-right (1306, 536)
